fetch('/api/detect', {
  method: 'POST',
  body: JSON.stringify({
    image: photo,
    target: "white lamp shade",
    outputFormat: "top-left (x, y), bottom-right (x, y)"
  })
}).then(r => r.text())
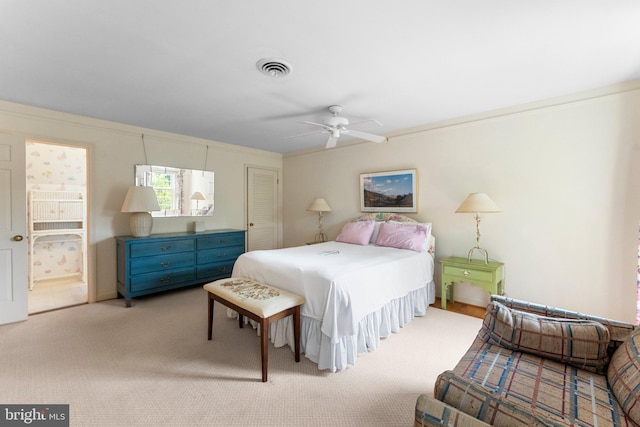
top-left (121, 186), bottom-right (160, 213)
top-left (455, 193), bottom-right (502, 213)
top-left (190, 191), bottom-right (206, 201)
top-left (307, 198), bottom-right (332, 212)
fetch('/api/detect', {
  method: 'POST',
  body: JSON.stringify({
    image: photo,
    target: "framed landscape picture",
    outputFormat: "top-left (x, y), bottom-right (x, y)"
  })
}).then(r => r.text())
top-left (360, 169), bottom-right (417, 213)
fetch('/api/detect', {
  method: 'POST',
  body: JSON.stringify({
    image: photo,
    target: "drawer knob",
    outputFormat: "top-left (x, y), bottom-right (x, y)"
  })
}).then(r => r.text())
top-left (462, 270), bottom-right (470, 276)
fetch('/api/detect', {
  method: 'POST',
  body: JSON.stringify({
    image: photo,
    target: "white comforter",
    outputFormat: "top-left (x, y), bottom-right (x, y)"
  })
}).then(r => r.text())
top-left (232, 241), bottom-right (434, 345)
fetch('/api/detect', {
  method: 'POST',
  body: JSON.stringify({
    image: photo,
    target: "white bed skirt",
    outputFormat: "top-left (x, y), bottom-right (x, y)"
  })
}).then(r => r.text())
top-left (228, 280), bottom-right (435, 372)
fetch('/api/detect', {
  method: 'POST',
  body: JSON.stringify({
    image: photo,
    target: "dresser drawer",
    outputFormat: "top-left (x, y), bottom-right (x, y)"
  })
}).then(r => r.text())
top-left (197, 233), bottom-right (245, 250)
top-left (197, 245), bottom-right (244, 264)
top-left (197, 262), bottom-right (235, 280)
top-left (130, 239), bottom-right (194, 258)
top-left (130, 252), bottom-right (195, 275)
top-left (130, 268), bottom-right (196, 292)
top-left (442, 265), bottom-right (494, 283)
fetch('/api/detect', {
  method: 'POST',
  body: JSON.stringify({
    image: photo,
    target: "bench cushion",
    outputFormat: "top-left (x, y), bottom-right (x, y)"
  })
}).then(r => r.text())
top-left (204, 277), bottom-right (305, 318)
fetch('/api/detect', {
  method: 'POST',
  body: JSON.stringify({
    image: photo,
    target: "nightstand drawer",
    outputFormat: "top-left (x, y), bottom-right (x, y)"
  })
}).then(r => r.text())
top-left (442, 265), bottom-right (494, 282)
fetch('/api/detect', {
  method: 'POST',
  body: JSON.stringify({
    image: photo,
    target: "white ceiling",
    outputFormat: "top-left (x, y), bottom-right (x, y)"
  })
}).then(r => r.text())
top-left (2, 1), bottom-right (640, 153)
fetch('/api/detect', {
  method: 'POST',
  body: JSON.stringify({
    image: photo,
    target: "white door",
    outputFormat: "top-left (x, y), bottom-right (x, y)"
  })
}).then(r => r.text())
top-left (247, 167), bottom-right (279, 251)
top-left (0, 134), bottom-right (27, 325)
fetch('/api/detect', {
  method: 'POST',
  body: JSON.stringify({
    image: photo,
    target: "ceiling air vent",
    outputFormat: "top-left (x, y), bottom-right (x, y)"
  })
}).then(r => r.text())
top-left (256, 58), bottom-right (292, 77)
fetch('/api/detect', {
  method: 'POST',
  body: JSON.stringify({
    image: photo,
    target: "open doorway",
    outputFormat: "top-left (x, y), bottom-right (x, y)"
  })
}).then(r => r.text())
top-left (26, 140), bottom-right (88, 314)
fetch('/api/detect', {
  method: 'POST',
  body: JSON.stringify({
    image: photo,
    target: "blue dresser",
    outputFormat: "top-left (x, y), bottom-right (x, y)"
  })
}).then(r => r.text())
top-left (116, 229), bottom-right (245, 307)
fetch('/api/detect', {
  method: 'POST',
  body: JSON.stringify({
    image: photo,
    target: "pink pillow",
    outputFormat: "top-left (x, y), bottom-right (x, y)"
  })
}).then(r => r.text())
top-left (336, 220), bottom-right (375, 245)
top-left (375, 221), bottom-right (427, 252)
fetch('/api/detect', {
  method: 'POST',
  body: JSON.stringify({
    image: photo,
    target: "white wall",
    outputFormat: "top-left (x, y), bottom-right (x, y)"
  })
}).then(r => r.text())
top-left (0, 100), bottom-right (283, 302)
top-left (283, 83), bottom-right (640, 323)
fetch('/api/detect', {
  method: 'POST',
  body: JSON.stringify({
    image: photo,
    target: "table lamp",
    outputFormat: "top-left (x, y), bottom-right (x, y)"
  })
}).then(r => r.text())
top-left (121, 186), bottom-right (161, 237)
top-left (190, 191), bottom-right (206, 215)
top-left (307, 198), bottom-right (332, 243)
top-left (455, 192), bottom-right (502, 264)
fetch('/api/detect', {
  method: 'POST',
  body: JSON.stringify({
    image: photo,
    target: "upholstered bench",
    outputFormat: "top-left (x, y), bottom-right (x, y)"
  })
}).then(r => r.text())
top-left (203, 277), bottom-right (306, 382)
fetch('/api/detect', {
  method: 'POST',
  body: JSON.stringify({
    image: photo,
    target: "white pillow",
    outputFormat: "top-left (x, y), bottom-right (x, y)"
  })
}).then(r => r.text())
top-left (369, 221), bottom-right (383, 244)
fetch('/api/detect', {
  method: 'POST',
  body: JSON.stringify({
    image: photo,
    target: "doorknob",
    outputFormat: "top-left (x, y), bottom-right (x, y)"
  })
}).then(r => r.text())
top-left (249, 223), bottom-right (254, 226)
top-left (12, 235), bottom-right (24, 242)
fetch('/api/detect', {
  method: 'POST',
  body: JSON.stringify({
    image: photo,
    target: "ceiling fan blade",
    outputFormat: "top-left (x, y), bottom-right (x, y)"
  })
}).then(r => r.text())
top-left (349, 119), bottom-right (383, 128)
top-left (346, 129), bottom-right (387, 143)
top-left (285, 130), bottom-right (325, 140)
top-left (301, 121), bottom-right (330, 130)
top-left (325, 136), bottom-right (338, 149)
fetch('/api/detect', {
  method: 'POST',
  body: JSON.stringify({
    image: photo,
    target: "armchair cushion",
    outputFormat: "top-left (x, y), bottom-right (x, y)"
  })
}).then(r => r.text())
top-left (608, 328), bottom-right (640, 425)
top-left (415, 395), bottom-right (491, 427)
top-left (435, 371), bottom-right (576, 426)
top-left (478, 301), bottom-right (610, 373)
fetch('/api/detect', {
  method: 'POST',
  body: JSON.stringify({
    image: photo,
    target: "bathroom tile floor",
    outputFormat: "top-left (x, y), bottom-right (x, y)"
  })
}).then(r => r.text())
top-left (28, 277), bottom-right (87, 314)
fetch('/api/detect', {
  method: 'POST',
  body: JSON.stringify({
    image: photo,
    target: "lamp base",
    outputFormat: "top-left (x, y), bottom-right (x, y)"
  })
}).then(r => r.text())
top-left (467, 246), bottom-right (489, 264)
top-left (130, 212), bottom-right (153, 237)
top-left (314, 232), bottom-right (328, 243)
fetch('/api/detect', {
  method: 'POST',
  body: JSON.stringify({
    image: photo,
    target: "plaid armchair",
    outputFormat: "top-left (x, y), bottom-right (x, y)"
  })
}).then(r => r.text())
top-left (415, 295), bottom-right (640, 427)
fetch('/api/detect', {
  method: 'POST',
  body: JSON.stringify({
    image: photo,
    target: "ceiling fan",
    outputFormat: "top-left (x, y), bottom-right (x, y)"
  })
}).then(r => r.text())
top-left (294, 105), bottom-right (387, 149)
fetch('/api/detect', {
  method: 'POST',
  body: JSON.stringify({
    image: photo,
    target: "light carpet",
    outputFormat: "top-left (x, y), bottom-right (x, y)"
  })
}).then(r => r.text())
top-left (0, 286), bottom-right (483, 426)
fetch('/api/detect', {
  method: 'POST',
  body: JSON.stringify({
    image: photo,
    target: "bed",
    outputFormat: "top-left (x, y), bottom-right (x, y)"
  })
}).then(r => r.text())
top-left (230, 213), bottom-right (436, 372)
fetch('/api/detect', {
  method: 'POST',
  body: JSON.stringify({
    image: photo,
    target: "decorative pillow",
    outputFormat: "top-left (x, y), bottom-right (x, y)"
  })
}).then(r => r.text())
top-left (608, 328), bottom-right (640, 424)
top-left (336, 220), bottom-right (375, 245)
top-left (479, 301), bottom-right (610, 373)
top-left (375, 221), bottom-right (427, 252)
top-left (389, 220), bottom-right (432, 252)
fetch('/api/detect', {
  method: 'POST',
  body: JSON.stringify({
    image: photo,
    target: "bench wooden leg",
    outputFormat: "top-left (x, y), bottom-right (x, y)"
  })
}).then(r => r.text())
top-left (294, 305), bottom-right (301, 363)
top-left (207, 293), bottom-right (214, 340)
top-left (260, 318), bottom-right (268, 382)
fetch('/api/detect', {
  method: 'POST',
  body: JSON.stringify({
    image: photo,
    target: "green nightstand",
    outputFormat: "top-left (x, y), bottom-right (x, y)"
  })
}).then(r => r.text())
top-left (440, 256), bottom-right (504, 310)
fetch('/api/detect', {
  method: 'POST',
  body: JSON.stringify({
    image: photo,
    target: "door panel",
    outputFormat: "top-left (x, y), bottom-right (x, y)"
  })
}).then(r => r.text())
top-left (0, 134), bottom-right (27, 325)
top-left (247, 167), bottom-right (279, 251)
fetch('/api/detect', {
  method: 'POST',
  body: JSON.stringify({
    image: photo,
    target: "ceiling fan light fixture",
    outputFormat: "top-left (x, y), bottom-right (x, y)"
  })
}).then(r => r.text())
top-left (256, 58), bottom-right (292, 77)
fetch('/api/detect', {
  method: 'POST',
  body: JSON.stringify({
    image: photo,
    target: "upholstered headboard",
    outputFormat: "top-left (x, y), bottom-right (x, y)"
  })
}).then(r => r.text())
top-left (351, 213), bottom-right (418, 223)
top-left (349, 213), bottom-right (435, 257)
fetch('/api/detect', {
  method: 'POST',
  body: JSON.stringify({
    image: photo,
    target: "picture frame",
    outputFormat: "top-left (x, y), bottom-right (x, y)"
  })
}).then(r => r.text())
top-left (359, 169), bottom-right (417, 213)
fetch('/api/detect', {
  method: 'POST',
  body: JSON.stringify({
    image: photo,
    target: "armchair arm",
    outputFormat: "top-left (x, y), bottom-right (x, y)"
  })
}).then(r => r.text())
top-left (415, 395), bottom-right (490, 427)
